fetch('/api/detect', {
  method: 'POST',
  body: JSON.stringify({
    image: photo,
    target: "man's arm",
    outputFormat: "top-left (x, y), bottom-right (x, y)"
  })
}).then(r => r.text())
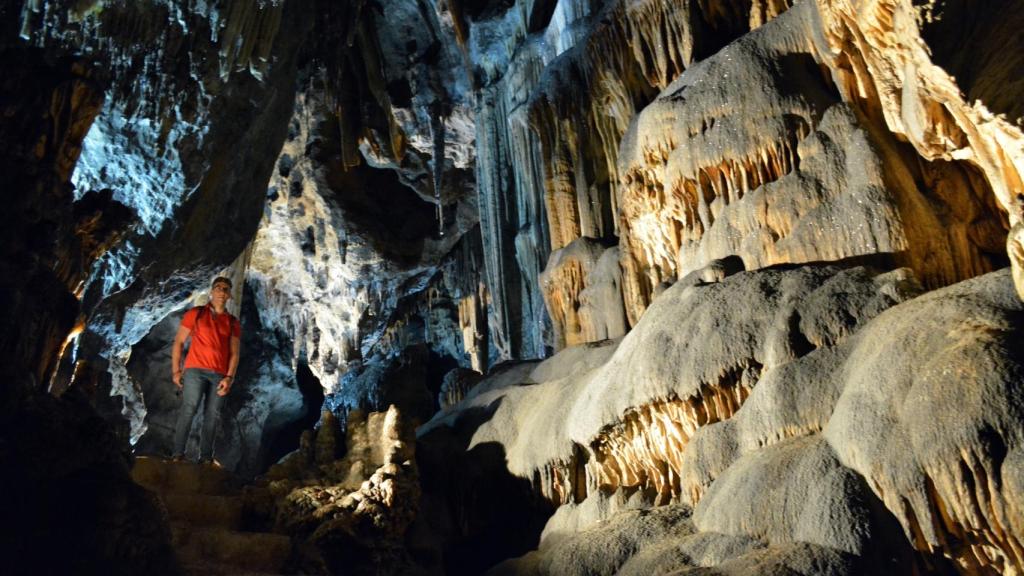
top-left (171, 325), bottom-right (191, 388)
top-left (218, 335), bottom-right (241, 396)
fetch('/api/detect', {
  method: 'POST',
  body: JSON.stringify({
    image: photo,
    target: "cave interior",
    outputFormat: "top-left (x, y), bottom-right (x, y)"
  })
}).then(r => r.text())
top-left (2, 0), bottom-right (1024, 575)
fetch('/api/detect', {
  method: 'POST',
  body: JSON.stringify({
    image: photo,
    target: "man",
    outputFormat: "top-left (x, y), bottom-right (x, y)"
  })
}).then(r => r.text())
top-left (170, 276), bottom-right (241, 464)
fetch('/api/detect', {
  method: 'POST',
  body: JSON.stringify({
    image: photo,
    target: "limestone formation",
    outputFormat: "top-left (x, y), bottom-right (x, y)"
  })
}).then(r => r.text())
top-left (617, 1), bottom-right (1008, 323)
top-left (438, 367), bottom-right (484, 410)
top-left (247, 91), bottom-right (481, 413)
top-left (255, 405), bottom-right (420, 574)
top-left (813, 0), bottom-right (1024, 262)
top-left (7, 1), bottom-right (315, 447)
top-left (490, 502), bottom-right (888, 576)
top-left (540, 239), bottom-right (633, 352)
top-left (457, 278), bottom-right (491, 373)
top-left (540, 238), bottom-right (611, 349)
top-left (461, 0), bottom-right (795, 358)
top-left (5, 0), bottom-right (1024, 575)
top-left (424, 266), bottom-right (1024, 573)
top-left (576, 246), bottom-right (629, 345)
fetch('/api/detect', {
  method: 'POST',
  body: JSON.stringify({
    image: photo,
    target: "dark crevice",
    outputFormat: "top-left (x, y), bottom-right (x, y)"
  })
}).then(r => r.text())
top-left (527, 0), bottom-right (559, 33)
top-left (259, 360), bottom-right (324, 472)
top-left (919, 0), bottom-right (1024, 125)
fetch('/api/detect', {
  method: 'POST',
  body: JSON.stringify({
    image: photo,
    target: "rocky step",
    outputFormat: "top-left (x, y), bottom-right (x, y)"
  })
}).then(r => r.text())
top-left (133, 456), bottom-right (237, 496)
top-left (181, 561), bottom-right (290, 576)
top-left (160, 492), bottom-right (245, 529)
top-left (172, 524), bottom-right (292, 574)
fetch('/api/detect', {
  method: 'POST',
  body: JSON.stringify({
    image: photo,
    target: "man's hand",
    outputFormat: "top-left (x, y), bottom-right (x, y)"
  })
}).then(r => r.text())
top-left (217, 377), bottom-right (232, 397)
top-left (171, 324), bottom-right (190, 391)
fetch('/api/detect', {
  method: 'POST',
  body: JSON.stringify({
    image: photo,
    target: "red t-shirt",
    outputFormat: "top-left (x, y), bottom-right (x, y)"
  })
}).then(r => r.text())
top-left (181, 305), bottom-right (241, 375)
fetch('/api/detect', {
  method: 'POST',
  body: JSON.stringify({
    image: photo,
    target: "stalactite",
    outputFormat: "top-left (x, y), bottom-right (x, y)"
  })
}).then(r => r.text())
top-left (529, 364), bottom-right (758, 507)
top-left (354, 17), bottom-right (404, 162)
top-left (218, 0), bottom-right (284, 80)
top-left (475, 87), bottom-right (523, 360)
top-left (867, 450), bottom-right (1024, 575)
top-left (813, 0), bottom-right (1024, 300)
top-left (748, 0), bottom-right (793, 29)
top-left (223, 240), bottom-right (255, 318)
top-left (432, 109), bottom-right (447, 235)
top-left (18, 1), bottom-right (288, 124)
top-left (619, 128), bottom-right (805, 322)
top-left (528, 0), bottom-right (788, 261)
top-left (457, 281), bottom-right (489, 373)
top-left (617, 1), bottom-right (1010, 325)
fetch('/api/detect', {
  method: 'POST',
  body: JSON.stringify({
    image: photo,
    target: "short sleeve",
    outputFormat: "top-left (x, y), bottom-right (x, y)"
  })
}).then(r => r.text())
top-left (181, 308), bottom-right (198, 331)
top-left (232, 316), bottom-right (242, 338)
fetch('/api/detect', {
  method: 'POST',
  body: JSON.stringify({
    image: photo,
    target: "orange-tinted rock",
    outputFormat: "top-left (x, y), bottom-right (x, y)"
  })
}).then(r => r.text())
top-left (812, 0), bottom-right (1024, 299)
top-left (540, 238), bottom-right (620, 349)
top-left (617, 2), bottom-right (1009, 323)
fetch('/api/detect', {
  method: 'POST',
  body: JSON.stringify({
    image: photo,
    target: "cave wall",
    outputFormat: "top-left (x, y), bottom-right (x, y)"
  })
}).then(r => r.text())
top-left (0, 1), bottom-right (318, 570)
top-left (426, 265), bottom-right (1024, 575)
top-left (17, 0), bottom-right (313, 444)
top-left (12, 0), bottom-right (488, 479)
top-left (415, 0), bottom-right (1024, 574)
top-left (616, 1), bottom-right (1008, 322)
top-left (0, 3), bottom-right (175, 573)
top-left (58, 0), bottom-right (1023, 464)
top-left (456, 0), bottom-right (1021, 352)
top-left (246, 87), bottom-right (484, 427)
top-left (0, 32), bottom-right (105, 402)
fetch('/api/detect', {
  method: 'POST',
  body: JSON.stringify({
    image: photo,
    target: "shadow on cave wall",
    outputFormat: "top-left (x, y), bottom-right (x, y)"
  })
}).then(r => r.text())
top-left (0, 37), bottom-right (179, 574)
top-left (259, 359), bottom-right (324, 471)
top-left (414, 399), bottom-right (555, 575)
top-left (425, 348), bottom-right (459, 413)
top-left (0, 388), bottom-right (179, 576)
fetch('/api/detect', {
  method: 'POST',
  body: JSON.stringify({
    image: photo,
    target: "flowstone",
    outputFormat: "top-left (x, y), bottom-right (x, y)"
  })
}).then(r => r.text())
top-left (425, 265), bottom-right (1024, 574)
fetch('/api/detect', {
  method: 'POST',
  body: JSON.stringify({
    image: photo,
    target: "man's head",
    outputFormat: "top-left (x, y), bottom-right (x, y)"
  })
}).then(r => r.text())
top-left (210, 276), bottom-right (232, 306)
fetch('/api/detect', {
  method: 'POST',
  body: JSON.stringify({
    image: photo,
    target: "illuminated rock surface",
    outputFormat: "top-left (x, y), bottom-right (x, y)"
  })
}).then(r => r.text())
top-left (616, 0), bottom-right (1010, 324)
top-left (250, 406), bottom-right (422, 574)
top-left (425, 267), bottom-right (1023, 575)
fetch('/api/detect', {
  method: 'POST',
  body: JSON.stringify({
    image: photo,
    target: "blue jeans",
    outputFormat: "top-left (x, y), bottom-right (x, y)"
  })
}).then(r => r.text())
top-left (173, 368), bottom-right (225, 461)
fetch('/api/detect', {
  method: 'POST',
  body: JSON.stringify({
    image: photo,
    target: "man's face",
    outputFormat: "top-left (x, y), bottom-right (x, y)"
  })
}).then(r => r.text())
top-left (211, 282), bottom-right (231, 304)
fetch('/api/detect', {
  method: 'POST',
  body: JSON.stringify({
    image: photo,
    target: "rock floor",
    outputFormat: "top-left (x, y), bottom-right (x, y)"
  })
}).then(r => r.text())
top-left (133, 457), bottom-right (293, 576)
